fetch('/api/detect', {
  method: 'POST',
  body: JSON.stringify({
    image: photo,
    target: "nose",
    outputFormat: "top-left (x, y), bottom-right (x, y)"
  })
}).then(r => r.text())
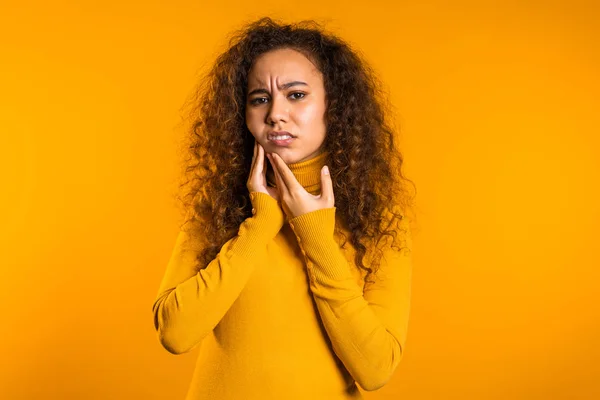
top-left (266, 93), bottom-right (288, 126)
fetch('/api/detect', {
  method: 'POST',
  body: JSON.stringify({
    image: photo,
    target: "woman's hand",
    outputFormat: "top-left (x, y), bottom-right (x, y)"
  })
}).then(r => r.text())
top-left (247, 140), bottom-right (280, 202)
top-left (267, 152), bottom-right (335, 219)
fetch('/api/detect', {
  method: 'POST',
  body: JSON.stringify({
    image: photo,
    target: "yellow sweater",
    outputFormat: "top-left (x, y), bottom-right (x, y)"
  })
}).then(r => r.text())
top-left (152, 151), bottom-right (412, 399)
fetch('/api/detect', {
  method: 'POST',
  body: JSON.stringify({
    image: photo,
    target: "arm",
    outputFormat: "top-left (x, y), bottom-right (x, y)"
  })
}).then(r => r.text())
top-left (152, 192), bottom-right (284, 355)
top-left (287, 207), bottom-right (412, 391)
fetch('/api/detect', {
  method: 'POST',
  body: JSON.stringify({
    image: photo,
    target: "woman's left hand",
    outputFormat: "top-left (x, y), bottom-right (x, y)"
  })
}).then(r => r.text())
top-left (267, 152), bottom-right (335, 219)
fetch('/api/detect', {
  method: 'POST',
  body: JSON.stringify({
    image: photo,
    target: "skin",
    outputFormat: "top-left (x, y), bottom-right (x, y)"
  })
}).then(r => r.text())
top-left (245, 48), bottom-right (334, 219)
top-left (245, 47), bottom-right (327, 165)
top-left (246, 139), bottom-right (334, 219)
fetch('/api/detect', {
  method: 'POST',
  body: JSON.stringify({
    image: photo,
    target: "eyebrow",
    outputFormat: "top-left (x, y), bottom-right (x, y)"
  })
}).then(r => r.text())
top-left (247, 81), bottom-right (308, 97)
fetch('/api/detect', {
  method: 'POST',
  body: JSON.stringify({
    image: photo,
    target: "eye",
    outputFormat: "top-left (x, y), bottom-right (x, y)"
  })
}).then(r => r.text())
top-left (250, 97), bottom-right (267, 105)
top-left (249, 92), bottom-right (306, 106)
top-left (289, 92), bottom-right (306, 100)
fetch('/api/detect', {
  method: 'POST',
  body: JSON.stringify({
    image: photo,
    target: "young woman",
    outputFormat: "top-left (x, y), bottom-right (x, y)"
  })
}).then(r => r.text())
top-left (152, 17), bottom-right (416, 400)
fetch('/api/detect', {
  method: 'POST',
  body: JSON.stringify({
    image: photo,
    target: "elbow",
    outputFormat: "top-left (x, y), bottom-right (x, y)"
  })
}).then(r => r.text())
top-left (355, 342), bottom-right (404, 391)
top-left (152, 294), bottom-right (195, 355)
top-left (154, 316), bottom-right (198, 355)
top-left (157, 330), bottom-right (193, 355)
top-left (356, 371), bottom-right (393, 392)
top-left (154, 320), bottom-right (189, 355)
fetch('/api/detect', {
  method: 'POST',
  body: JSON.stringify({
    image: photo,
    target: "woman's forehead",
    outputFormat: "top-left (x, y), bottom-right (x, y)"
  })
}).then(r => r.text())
top-left (248, 49), bottom-right (321, 82)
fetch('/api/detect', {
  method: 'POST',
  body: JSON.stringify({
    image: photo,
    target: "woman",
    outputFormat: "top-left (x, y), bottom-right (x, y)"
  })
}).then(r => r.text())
top-left (152, 16), bottom-right (416, 400)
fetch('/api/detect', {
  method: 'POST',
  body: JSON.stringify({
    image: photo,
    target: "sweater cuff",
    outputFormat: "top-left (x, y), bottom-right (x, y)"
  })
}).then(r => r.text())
top-left (228, 192), bottom-right (284, 260)
top-left (288, 207), bottom-right (355, 282)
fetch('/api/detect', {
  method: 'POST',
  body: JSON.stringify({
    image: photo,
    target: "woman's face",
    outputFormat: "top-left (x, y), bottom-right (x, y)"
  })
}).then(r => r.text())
top-left (245, 47), bottom-right (327, 165)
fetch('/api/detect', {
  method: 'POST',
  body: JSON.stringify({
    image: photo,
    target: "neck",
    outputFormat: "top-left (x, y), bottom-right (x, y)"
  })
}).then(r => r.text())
top-left (266, 151), bottom-right (329, 196)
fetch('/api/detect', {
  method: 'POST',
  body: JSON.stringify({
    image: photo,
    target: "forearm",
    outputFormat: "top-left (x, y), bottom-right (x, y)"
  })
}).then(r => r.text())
top-left (152, 192), bottom-right (284, 354)
top-left (288, 208), bottom-right (411, 391)
top-left (301, 237), bottom-right (402, 391)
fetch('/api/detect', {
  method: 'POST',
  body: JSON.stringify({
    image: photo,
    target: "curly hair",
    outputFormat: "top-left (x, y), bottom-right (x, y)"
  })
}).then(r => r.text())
top-left (174, 16), bottom-right (417, 286)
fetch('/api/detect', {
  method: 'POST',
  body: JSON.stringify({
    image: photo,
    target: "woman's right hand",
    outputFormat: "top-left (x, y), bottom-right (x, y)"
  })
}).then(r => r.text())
top-left (247, 139), bottom-right (280, 203)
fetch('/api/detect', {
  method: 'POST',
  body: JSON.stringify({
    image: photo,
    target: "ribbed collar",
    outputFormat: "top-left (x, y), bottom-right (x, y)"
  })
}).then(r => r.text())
top-left (266, 151), bottom-right (329, 196)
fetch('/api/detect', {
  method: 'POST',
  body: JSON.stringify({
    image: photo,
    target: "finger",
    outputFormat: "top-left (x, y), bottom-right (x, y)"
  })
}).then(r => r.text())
top-left (268, 154), bottom-right (287, 196)
top-left (271, 152), bottom-right (295, 192)
top-left (250, 140), bottom-right (257, 177)
top-left (266, 153), bottom-right (279, 191)
top-left (264, 154), bottom-right (280, 201)
top-left (320, 165), bottom-right (334, 204)
top-left (257, 143), bottom-right (266, 178)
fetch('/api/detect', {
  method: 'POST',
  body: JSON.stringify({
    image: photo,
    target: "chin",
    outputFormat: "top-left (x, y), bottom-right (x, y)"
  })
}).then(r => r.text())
top-left (273, 150), bottom-right (302, 164)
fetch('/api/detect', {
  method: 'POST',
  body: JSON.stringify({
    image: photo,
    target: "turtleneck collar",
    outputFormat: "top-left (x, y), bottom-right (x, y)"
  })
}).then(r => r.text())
top-left (266, 150), bottom-right (329, 196)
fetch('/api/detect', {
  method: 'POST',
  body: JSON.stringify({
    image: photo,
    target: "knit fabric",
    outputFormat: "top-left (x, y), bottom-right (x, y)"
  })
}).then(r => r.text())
top-left (152, 150), bottom-right (412, 399)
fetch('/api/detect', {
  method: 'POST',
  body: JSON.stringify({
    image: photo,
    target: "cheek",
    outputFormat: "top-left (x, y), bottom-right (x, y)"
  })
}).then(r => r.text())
top-left (245, 110), bottom-right (260, 131)
top-left (296, 103), bottom-right (325, 128)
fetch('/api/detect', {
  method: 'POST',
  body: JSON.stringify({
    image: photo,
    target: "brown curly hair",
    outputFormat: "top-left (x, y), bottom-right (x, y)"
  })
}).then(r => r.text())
top-left (174, 16), bottom-right (417, 286)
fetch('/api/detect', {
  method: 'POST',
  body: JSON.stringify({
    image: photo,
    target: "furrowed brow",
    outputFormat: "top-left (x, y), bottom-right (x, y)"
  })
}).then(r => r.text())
top-left (248, 81), bottom-right (308, 96)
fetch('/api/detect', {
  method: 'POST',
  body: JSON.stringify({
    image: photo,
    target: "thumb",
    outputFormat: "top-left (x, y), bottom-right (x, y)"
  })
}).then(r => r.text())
top-left (320, 165), bottom-right (334, 206)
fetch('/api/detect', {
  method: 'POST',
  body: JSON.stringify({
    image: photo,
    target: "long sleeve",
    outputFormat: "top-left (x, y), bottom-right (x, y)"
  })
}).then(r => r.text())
top-left (287, 207), bottom-right (412, 392)
top-left (152, 192), bottom-right (285, 355)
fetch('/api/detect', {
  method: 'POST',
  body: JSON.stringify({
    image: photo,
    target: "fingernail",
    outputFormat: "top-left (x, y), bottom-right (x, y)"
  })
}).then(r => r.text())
top-left (323, 166), bottom-right (329, 175)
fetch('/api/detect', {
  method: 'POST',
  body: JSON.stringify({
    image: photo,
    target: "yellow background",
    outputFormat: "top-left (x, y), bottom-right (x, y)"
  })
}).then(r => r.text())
top-left (2, 1), bottom-right (599, 399)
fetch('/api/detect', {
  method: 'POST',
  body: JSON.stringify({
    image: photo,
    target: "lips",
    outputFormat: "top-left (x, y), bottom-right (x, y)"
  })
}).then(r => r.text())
top-left (268, 131), bottom-right (295, 139)
top-left (268, 136), bottom-right (295, 147)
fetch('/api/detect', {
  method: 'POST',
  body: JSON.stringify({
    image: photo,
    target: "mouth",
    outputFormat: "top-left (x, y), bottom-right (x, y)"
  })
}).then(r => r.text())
top-left (268, 133), bottom-right (295, 147)
top-left (268, 131), bottom-right (295, 140)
